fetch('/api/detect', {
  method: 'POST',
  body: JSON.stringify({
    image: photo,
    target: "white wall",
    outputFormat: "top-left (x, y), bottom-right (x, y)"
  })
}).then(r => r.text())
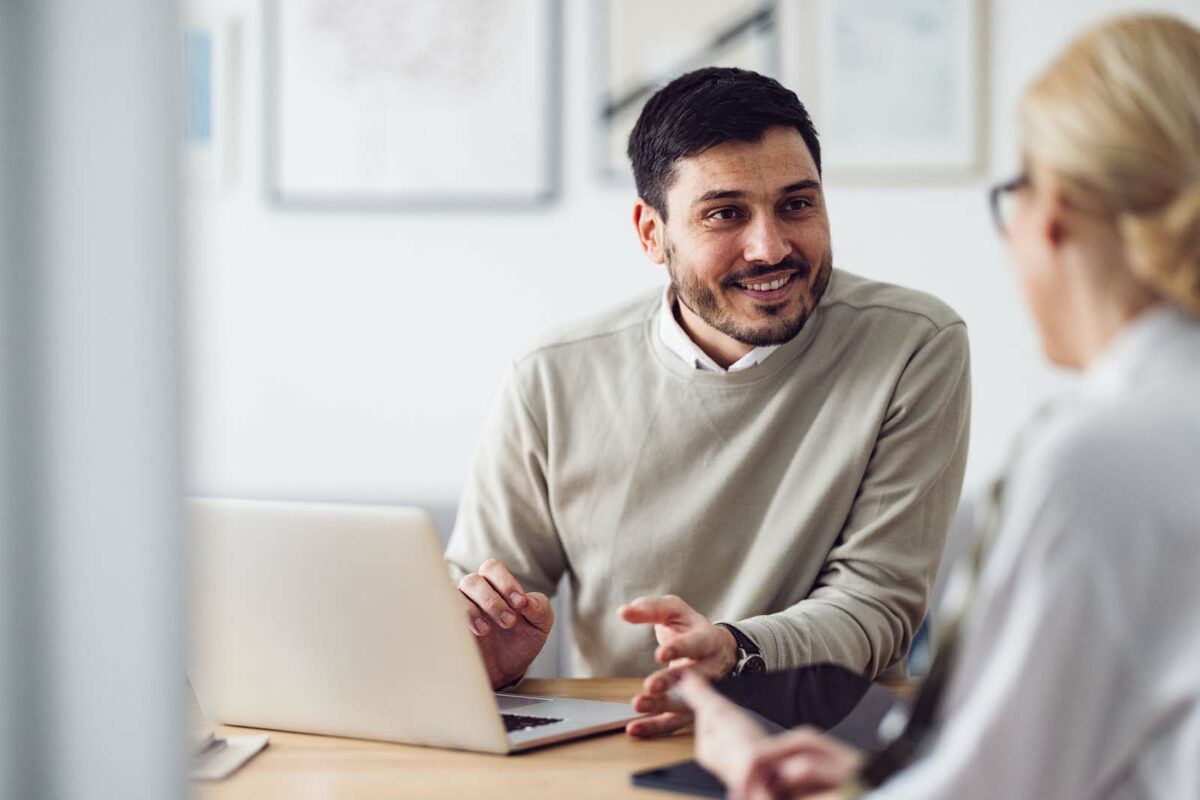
top-left (186, 0), bottom-right (1200, 512)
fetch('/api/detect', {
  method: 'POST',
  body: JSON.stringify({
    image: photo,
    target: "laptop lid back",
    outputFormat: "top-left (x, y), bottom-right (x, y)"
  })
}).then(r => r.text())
top-left (188, 498), bottom-right (509, 753)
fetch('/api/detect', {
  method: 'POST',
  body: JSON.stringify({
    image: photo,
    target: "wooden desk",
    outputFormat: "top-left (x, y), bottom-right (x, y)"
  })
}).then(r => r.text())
top-left (193, 678), bottom-right (691, 800)
top-left (194, 676), bottom-right (918, 799)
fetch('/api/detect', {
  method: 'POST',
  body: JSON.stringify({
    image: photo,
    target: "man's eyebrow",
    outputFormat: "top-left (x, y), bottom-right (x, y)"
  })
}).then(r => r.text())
top-left (781, 180), bottom-right (822, 193)
top-left (691, 180), bottom-right (822, 208)
top-left (692, 189), bottom-right (745, 207)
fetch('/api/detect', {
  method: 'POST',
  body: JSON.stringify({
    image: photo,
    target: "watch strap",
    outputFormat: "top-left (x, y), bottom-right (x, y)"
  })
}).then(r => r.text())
top-left (717, 623), bottom-right (765, 676)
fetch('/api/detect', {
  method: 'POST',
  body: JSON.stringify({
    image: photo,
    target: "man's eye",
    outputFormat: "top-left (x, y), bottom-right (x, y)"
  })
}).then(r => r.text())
top-left (707, 207), bottom-right (741, 221)
top-left (784, 198), bottom-right (812, 212)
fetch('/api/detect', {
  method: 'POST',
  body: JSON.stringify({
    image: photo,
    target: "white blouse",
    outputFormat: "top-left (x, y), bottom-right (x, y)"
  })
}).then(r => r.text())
top-left (871, 305), bottom-right (1200, 799)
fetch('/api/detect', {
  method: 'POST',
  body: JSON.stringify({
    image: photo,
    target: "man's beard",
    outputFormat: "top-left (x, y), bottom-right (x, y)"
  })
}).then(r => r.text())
top-left (666, 243), bottom-right (833, 347)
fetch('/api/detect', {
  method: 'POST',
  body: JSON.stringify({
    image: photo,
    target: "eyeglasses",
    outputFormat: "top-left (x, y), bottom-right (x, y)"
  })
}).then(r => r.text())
top-left (988, 172), bottom-right (1030, 236)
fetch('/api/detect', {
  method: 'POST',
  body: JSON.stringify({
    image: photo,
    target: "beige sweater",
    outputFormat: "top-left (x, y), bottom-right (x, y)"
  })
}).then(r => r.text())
top-left (446, 269), bottom-right (970, 678)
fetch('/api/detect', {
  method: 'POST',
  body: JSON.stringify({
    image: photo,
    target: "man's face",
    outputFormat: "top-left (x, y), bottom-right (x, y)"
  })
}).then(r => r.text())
top-left (639, 126), bottom-right (833, 351)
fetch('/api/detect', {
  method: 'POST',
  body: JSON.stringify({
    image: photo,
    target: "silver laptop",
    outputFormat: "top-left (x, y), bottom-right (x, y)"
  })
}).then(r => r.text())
top-left (188, 497), bottom-right (642, 754)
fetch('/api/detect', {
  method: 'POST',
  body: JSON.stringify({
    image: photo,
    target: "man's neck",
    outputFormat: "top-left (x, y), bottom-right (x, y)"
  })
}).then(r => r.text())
top-left (674, 298), bottom-right (753, 370)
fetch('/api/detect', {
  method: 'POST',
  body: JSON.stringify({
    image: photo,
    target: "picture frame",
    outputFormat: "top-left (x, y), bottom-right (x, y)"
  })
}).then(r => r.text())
top-left (780, 0), bottom-right (988, 182)
top-left (594, 0), bottom-right (781, 183)
top-left (264, 0), bottom-right (562, 211)
top-left (183, 8), bottom-right (246, 193)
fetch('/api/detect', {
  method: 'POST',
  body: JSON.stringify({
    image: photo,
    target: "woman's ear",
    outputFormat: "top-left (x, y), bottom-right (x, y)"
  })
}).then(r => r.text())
top-left (633, 200), bottom-right (666, 264)
top-left (1036, 168), bottom-right (1072, 250)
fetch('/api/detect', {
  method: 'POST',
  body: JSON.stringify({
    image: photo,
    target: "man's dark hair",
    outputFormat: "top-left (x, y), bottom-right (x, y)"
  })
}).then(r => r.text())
top-left (627, 67), bottom-right (821, 218)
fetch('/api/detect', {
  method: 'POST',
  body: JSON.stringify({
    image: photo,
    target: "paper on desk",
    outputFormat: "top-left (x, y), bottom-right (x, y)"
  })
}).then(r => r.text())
top-left (190, 734), bottom-right (270, 781)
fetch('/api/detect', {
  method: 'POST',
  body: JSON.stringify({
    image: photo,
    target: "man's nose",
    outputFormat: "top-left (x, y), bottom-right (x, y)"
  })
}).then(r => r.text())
top-left (742, 214), bottom-right (791, 265)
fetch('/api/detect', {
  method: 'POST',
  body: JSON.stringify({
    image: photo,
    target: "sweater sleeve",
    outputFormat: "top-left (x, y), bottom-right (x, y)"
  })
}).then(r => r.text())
top-left (444, 361), bottom-right (567, 597)
top-left (734, 322), bottom-right (971, 677)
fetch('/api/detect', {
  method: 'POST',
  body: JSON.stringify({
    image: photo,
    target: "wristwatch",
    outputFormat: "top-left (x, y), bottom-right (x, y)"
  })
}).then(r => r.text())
top-left (717, 623), bottom-right (766, 676)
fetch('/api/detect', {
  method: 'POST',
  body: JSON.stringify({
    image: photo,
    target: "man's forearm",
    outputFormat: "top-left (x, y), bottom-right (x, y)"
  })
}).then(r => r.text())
top-left (730, 589), bottom-right (918, 676)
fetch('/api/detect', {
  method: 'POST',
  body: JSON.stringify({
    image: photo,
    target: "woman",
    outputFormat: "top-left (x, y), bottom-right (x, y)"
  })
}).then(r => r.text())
top-left (676, 13), bottom-right (1200, 799)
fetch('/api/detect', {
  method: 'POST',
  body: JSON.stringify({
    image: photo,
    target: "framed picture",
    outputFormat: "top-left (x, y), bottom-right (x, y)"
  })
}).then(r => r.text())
top-left (781, 0), bottom-right (987, 181)
top-left (265, 0), bottom-right (562, 211)
top-left (595, 1), bottom-right (780, 182)
top-left (184, 28), bottom-right (215, 147)
top-left (183, 8), bottom-right (246, 193)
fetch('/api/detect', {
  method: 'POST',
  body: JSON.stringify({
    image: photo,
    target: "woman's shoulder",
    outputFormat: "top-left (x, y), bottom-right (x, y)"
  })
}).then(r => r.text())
top-left (1009, 381), bottom-right (1200, 540)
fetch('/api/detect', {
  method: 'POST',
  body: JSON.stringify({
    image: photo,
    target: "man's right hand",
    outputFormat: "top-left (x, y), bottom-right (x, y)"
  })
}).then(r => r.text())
top-left (457, 559), bottom-right (553, 689)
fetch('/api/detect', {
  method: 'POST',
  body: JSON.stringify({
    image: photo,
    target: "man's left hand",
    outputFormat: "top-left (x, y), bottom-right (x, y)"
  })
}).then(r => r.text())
top-left (617, 594), bottom-right (739, 737)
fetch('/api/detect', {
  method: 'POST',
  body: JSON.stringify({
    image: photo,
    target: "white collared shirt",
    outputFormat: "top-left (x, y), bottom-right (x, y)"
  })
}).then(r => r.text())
top-left (657, 285), bottom-right (780, 373)
top-left (871, 305), bottom-right (1200, 799)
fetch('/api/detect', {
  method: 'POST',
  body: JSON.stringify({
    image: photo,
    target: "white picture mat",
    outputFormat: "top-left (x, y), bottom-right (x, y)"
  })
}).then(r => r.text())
top-left (815, 0), bottom-right (983, 175)
top-left (270, 0), bottom-right (557, 206)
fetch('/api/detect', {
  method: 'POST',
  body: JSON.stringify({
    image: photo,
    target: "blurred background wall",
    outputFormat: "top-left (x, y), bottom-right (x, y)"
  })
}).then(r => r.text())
top-left (185, 0), bottom-right (1200, 508)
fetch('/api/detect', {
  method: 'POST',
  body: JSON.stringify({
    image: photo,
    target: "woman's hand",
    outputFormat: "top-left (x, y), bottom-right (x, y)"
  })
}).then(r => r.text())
top-left (676, 671), bottom-right (865, 799)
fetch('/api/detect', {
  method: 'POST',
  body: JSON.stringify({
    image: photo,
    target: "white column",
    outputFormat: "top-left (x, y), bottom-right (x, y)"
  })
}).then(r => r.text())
top-left (0, 1), bottom-right (185, 798)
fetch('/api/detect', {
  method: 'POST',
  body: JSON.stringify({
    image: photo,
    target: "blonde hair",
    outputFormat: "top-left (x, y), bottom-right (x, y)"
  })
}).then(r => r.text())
top-left (1020, 14), bottom-right (1200, 315)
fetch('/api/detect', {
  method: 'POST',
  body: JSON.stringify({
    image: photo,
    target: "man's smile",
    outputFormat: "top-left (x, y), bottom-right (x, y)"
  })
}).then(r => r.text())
top-left (727, 269), bottom-right (801, 304)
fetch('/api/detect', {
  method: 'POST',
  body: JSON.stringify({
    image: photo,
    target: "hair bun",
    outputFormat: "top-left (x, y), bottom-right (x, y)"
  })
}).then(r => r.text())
top-left (1121, 182), bottom-right (1200, 315)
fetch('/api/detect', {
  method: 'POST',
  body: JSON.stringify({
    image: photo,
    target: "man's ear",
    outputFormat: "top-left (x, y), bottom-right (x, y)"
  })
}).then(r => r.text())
top-left (633, 199), bottom-right (666, 265)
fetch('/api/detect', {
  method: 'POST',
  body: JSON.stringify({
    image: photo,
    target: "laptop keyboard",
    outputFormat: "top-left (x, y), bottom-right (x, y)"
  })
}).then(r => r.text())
top-left (503, 713), bottom-right (563, 733)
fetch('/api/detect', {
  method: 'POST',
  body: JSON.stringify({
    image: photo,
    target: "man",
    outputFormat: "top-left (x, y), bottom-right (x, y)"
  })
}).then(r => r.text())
top-left (445, 67), bottom-right (970, 737)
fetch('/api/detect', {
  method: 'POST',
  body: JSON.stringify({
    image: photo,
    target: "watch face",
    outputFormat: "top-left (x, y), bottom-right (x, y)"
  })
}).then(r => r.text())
top-left (735, 651), bottom-right (766, 675)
